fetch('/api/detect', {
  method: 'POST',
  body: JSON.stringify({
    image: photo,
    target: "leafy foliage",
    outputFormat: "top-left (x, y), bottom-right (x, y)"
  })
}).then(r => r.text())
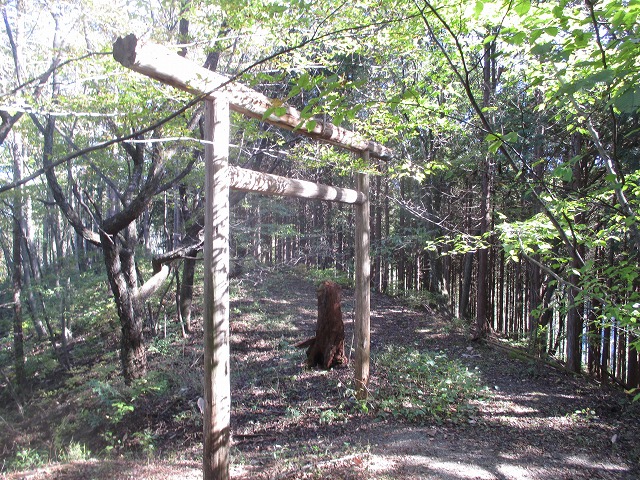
top-left (372, 346), bottom-right (486, 423)
top-left (306, 267), bottom-right (354, 289)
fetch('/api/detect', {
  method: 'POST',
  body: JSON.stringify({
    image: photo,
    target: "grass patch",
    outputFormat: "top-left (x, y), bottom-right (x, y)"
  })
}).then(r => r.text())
top-left (398, 289), bottom-right (449, 311)
top-left (371, 346), bottom-right (486, 424)
top-left (6, 447), bottom-right (49, 471)
top-left (306, 267), bottom-right (353, 289)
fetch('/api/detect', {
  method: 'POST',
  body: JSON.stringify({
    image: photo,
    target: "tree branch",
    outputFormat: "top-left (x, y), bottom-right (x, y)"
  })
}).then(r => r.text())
top-left (415, 0), bottom-right (584, 265)
top-left (0, 93), bottom-right (206, 195)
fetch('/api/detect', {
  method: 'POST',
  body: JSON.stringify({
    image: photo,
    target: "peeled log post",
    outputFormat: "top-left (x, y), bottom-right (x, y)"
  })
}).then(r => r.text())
top-left (203, 98), bottom-right (231, 480)
top-left (354, 151), bottom-right (371, 400)
top-left (297, 281), bottom-right (347, 369)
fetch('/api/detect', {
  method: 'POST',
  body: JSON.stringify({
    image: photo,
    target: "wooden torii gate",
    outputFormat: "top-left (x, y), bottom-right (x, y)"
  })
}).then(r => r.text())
top-left (113, 34), bottom-right (392, 480)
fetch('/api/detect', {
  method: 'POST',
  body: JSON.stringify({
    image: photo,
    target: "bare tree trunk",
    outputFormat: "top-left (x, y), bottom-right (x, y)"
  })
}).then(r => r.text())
top-left (180, 255), bottom-right (196, 334)
top-left (627, 335), bottom-right (639, 388)
top-left (566, 133), bottom-right (587, 373)
top-left (601, 240), bottom-right (615, 381)
top-left (474, 36), bottom-right (495, 339)
top-left (12, 135), bottom-right (25, 390)
top-left (102, 231), bottom-right (147, 383)
top-left (527, 101), bottom-right (546, 354)
top-left (475, 163), bottom-right (491, 338)
top-left (459, 251), bottom-right (474, 319)
top-left (382, 173), bottom-right (390, 292)
top-left (566, 265), bottom-right (583, 372)
top-left (21, 242), bottom-right (46, 340)
top-left (373, 173), bottom-right (382, 291)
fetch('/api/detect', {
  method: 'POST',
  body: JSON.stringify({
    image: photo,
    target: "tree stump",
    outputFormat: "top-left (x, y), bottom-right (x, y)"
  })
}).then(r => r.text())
top-left (297, 280), bottom-right (347, 369)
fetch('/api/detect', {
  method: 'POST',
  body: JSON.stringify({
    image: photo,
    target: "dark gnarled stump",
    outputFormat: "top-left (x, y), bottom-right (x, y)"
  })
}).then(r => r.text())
top-left (296, 280), bottom-right (347, 369)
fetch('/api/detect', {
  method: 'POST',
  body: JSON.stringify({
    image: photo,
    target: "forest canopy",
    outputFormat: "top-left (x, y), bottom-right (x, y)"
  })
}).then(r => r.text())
top-left (1, 0), bottom-right (639, 394)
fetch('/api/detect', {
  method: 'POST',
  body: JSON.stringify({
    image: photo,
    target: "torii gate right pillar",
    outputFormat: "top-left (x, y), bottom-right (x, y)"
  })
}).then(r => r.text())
top-left (203, 98), bottom-right (231, 480)
top-left (354, 150), bottom-right (371, 399)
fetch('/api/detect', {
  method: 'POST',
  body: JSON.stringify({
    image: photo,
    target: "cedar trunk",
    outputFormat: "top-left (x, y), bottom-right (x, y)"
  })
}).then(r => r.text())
top-left (299, 281), bottom-right (347, 369)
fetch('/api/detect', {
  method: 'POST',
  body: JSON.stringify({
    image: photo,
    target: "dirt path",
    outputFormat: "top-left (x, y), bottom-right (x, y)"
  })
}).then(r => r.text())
top-left (5, 269), bottom-right (640, 479)
top-left (219, 270), bottom-right (640, 479)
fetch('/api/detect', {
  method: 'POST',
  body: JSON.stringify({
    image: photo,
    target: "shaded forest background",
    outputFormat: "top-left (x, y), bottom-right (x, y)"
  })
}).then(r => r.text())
top-left (1, 0), bottom-right (639, 451)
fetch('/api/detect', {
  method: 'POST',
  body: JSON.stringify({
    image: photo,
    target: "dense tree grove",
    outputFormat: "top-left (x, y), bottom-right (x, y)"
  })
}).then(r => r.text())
top-left (1, 0), bottom-right (639, 394)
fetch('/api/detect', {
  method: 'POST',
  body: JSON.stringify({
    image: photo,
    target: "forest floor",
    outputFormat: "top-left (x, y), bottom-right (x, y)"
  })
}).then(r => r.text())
top-left (3, 267), bottom-right (640, 479)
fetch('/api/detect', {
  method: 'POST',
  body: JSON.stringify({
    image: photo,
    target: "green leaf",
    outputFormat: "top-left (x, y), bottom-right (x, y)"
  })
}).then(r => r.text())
top-left (515, 0), bottom-right (531, 16)
top-left (604, 173), bottom-right (618, 183)
top-left (502, 131), bottom-right (518, 143)
top-left (488, 139), bottom-right (502, 154)
top-left (552, 4), bottom-right (564, 18)
top-left (474, 0), bottom-right (485, 17)
top-left (588, 69), bottom-right (615, 85)
top-left (530, 42), bottom-right (554, 56)
top-left (530, 29), bottom-right (543, 43)
top-left (483, 34), bottom-right (497, 44)
top-left (510, 32), bottom-right (527, 45)
top-left (614, 87), bottom-right (640, 113)
top-left (297, 72), bottom-right (311, 89)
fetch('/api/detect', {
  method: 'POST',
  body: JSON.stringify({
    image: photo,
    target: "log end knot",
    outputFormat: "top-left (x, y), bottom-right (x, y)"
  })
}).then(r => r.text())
top-left (113, 34), bottom-right (138, 67)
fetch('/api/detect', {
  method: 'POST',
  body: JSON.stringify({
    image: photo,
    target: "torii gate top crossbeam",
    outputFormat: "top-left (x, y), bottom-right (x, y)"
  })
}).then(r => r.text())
top-left (112, 34), bottom-right (393, 161)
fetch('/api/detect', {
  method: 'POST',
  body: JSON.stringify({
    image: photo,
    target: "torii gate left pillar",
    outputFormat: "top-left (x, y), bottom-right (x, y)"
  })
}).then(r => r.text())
top-left (203, 98), bottom-right (231, 480)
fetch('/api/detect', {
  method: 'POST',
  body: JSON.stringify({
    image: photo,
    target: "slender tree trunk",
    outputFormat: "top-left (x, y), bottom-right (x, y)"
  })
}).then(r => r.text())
top-left (566, 267), bottom-right (583, 372)
top-left (21, 242), bottom-right (46, 340)
top-left (566, 134), bottom-right (587, 373)
top-left (601, 239), bottom-right (615, 380)
top-left (617, 329), bottom-right (626, 382)
top-left (528, 104), bottom-right (546, 353)
top-left (373, 173), bottom-right (382, 291)
top-left (382, 173), bottom-right (390, 292)
top-left (5, 0), bottom-right (27, 376)
top-left (57, 274), bottom-right (72, 368)
top-left (627, 336), bottom-right (639, 388)
top-left (475, 160), bottom-right (491, 338)
top-left (12, 136), bottom-right (26, 390)
top-left (180, 255), bottom-right (196, 334)
top-left (475, 36), bottom-right (495, 339)
top-left (459, 251), bottom-right (474, 319)
top-left (587, 299), bottom-right (600, 376)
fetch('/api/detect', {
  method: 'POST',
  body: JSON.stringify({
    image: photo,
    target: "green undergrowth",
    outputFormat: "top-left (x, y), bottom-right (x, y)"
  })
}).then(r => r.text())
top-left (2, 264), bottom-right (487, 475)
top-left (0, 260), bottom-right (205, 474)
top-left (305, 266), bottom-right (354, 289)
top-left (395, 288), bottom-right (450, 313)
top-left (369, 345), bottom-right (487, 424)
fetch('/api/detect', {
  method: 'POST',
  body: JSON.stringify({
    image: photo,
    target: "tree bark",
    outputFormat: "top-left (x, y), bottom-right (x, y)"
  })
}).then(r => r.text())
top-left (475, 35), bottom-right (495, 339)
top-left (626, 336), bottom-right (639, 388)
top-left (459, 251), bottom-right (474, 319)
top-left (354, 154), bottom-right (371, 398)
top-left (101, 231), bottom-right (147, 383)
top-left (21, 241), bottom-right (45, 340)
top-left (229, 165), bottom-right (365, 204)
top-left (12, 134), bottom-right (25, 390)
